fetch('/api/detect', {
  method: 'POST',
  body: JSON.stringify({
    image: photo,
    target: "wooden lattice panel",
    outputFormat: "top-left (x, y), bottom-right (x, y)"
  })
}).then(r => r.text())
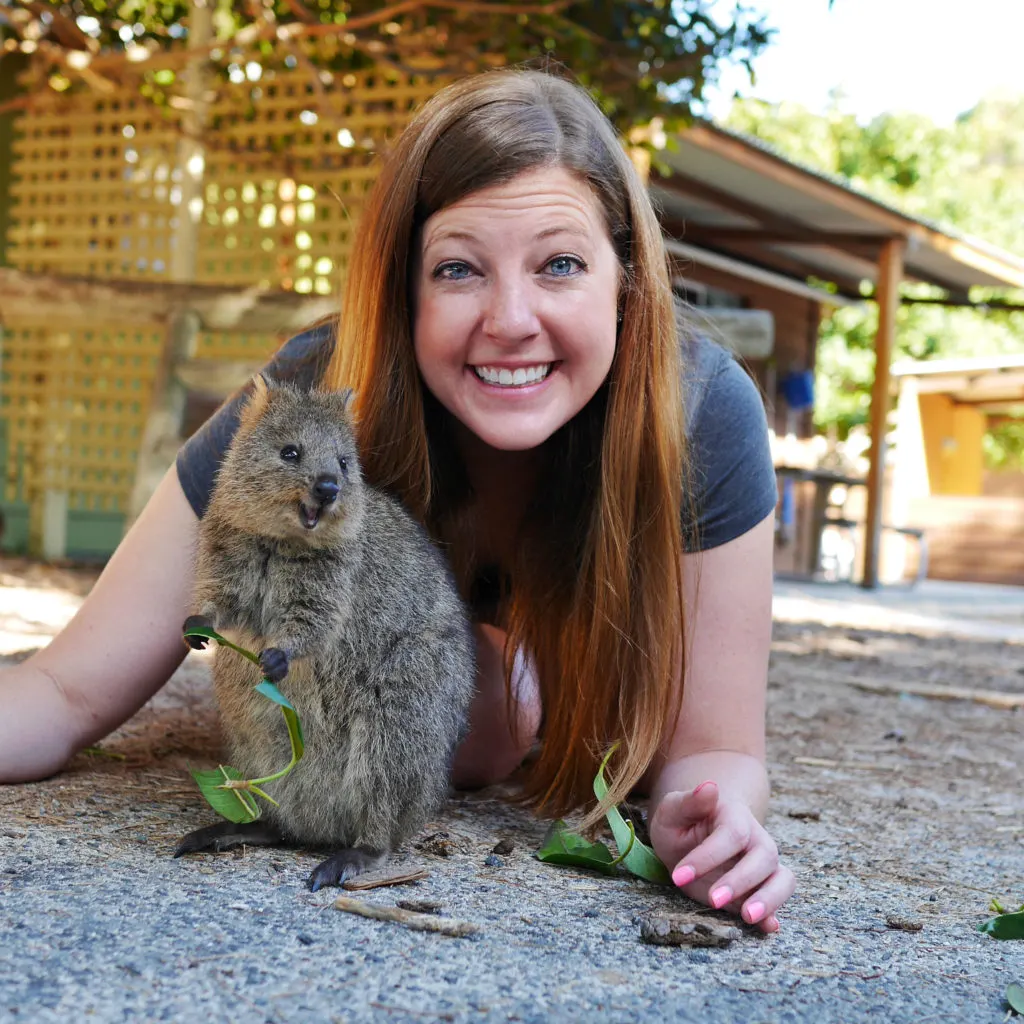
top-left (10, 98), bottom-right (181, 278)
top-left (0, 323), bottom-right (164, 513)
top-left (9, 66), bottom-right (443, 288)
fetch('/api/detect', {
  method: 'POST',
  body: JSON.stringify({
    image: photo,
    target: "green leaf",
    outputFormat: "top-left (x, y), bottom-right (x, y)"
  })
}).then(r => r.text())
top-left (978, 909), bottom-right (1024, 940)
top-left (535, 820), bottom-right (621, 876)
top-left (255, 680), bottom-right (305, 761)
top-left (190, 764), bottom-right (261, 824)
top-left (182, 625), bottom-right (261, 666)
top-left (1008, 984), bottom-right (1024, 1015)
top-left (593, 745), bottom-right (672, 885)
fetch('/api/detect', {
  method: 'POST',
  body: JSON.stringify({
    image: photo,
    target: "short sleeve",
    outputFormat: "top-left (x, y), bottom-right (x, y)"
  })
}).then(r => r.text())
top-left (682, 338), bottom-right (777, 553)
top-left (175, 321), bottom-right (335, 518)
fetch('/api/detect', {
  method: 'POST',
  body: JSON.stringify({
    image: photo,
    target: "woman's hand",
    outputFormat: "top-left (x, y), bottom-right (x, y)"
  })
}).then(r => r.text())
top-left (649, 779), bottom-right (795, 933)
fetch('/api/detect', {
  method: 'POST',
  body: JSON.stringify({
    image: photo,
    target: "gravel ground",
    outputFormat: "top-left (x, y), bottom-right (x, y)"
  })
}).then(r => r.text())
top-left (1, 562), bottom-right (1022, 1023)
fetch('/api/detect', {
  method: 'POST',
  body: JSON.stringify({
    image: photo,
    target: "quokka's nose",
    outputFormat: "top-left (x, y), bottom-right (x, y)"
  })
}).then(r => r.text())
top-left (312, 475), bottom-right (340, 504)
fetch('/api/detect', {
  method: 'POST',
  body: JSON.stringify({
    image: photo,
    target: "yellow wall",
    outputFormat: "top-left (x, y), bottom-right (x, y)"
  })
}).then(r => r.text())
top-left (918, 393), bottom-right (985, 496)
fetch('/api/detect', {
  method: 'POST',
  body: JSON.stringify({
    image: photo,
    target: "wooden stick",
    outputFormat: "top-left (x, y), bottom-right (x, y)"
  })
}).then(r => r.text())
top-left (778, 666), bottom-right (1024, 710)
top-left (793, 756), bottom-right (896, 772)
top-left (846, 678), bottom-right (1024, 710)
top-left (341, 867), bottom-right (430, 891)
top-left (333, 897), bottom-right (479, 937)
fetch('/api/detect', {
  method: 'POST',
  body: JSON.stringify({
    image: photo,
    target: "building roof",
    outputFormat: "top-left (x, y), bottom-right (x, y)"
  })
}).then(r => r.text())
top-left (651, 122), bottom-right (1024, 300)
top-left (892, 355), bottom-right (1024, 411)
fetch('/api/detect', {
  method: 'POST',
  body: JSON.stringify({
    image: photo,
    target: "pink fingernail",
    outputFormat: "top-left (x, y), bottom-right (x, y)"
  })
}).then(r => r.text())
top-left (764, 915), bottom-right (780, 932)
top-left (745, 901), bottom-right (766, 924)
top-left (672, 865), bottom-right (696, 887)
top-left (692, 780), bottom-right (715, 796)
top-left (710, 885), bottom-right (733, 909)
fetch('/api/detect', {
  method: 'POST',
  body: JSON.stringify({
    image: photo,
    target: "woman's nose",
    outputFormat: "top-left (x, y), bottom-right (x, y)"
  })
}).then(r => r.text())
top-left (482, 276), bottom-right (541, 343)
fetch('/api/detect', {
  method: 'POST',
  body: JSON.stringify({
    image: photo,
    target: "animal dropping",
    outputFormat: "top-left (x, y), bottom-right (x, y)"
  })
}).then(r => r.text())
top-left (175, 376), bottom-right (476, 891)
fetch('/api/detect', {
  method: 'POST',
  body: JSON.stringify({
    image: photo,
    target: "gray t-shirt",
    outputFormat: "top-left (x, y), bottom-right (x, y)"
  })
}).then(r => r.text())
top-left (175, 324), bottom-right (777, 553)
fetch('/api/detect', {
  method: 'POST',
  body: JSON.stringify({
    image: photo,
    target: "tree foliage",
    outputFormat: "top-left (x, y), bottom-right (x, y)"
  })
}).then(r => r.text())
top-left (725, 94), bottom-right (1024, 464)
top-left (0, 0), bottom-right (773, 131)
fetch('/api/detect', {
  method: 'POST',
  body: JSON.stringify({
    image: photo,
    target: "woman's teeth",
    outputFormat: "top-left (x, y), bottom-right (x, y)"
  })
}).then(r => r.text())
top-left (473, 364), bottom-right (551, 387)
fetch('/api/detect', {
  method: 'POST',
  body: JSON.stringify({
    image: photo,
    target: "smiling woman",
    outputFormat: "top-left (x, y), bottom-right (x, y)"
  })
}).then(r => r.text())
top-left (0, 68), bottom-right (793, 932)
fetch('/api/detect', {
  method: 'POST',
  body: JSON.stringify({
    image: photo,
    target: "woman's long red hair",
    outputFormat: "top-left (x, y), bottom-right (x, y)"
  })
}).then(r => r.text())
top-left (323, 69), bottom-right (688, 825)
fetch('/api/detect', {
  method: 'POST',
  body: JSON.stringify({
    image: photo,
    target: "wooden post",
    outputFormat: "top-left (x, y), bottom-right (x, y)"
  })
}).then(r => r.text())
top-left (861, 237), bottom-right (905, 589)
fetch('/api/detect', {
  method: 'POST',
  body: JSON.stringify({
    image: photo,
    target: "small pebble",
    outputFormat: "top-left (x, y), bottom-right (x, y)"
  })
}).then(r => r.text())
top-left (484, 854), bottom-right (503, 868)
top-left (491, 839), bottom-right (515, 856)
top-left (296, 934), bottom-right (316, 946)
top-left (885, 916), bottom-right (923, 932)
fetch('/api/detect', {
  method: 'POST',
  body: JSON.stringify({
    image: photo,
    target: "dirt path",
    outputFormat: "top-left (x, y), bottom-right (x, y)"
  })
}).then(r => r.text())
top-left (1, 559), bottom-right (1022, 1022)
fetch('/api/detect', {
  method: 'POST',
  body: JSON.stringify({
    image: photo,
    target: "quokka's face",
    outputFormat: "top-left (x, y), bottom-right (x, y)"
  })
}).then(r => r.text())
top-left (228, 385), bottom-right (363, 541)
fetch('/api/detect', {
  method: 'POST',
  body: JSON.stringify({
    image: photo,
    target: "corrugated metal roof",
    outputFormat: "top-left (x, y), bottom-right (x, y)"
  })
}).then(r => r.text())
top-left (652, 122), bottom-right (1024, 296)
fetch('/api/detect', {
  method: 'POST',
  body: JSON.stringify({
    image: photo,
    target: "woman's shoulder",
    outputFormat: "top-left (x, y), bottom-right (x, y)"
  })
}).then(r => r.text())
top-left (264, 318), bottom-right (337, 389)
top-left (679, 327), bottom-right (761, 436)
top-left (677, 324), bottom-right (777, 551)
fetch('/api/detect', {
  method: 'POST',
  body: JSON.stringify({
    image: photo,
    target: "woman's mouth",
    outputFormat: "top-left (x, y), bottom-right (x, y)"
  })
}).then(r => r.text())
top-left (472, 363), bottom-right (553, 388)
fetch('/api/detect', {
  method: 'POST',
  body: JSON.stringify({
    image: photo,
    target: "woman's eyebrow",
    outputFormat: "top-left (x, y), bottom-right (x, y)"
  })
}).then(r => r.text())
top-left (423, 227), bottom-right (477, 249)
top-left (535, 224), bottom-right (590, 241)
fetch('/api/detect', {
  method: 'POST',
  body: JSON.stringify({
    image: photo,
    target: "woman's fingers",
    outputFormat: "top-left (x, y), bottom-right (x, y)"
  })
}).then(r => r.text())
top-left (651, 780), bottom-right (719, 837)
top-left (670, 808), bottom-right (751, 887)
top-left (702, 840), bottom-right (778, 910)
top-left (740, 864), bottom-right (797, 929)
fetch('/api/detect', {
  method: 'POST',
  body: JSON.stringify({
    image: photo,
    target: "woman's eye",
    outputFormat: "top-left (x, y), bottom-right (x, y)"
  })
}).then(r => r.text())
top-left (434, 261), bottom-right (474, 281)
top-left (546, 255), bottom-right (586, 277)
top-left (280, 445), bottom-right (300, 462)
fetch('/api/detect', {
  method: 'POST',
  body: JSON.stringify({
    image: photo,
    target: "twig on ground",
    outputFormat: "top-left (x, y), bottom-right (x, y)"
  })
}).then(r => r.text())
top-left (333, 896), bottom-right (479, 937)
top-left (341, 866), bottom-right (429, 891)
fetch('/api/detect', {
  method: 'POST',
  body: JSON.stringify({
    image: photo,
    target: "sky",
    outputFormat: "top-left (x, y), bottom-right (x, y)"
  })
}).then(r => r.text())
top-left (702, 0), bottom-right (1024, 124)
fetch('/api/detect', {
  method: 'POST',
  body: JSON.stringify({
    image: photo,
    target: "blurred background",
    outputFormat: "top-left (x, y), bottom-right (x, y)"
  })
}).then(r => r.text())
top-left (0, 0), bottom-right (1022, 590)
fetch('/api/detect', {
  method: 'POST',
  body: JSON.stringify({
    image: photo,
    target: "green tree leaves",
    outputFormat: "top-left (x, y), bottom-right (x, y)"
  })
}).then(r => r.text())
top-left (182, 624), bottom-right (306, 823)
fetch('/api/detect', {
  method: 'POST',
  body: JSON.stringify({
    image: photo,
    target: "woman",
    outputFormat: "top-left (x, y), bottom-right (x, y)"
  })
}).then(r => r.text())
top-left (0, 70), bottom-right (794, 931)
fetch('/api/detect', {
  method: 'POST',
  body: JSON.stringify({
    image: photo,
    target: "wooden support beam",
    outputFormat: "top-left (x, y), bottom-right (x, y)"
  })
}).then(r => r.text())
top-left (0, 268), bottom-right (336, 334)
top-left (682, 227), bottom-right (893, 251)
top-left (862, 238), bottom-right (905, 589)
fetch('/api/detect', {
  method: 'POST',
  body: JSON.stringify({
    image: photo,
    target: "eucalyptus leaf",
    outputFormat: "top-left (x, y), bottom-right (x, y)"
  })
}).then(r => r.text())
top-left (535, 820), bottom-right (621, 876)
top-left (255, 680), bottom-right (305, 760)
top-left (190, 765), bottom-right (261, 824)
top-left (1008, 983), bottom-right (1024, 1015)
top-left (594, 745), bottom-right (672, 885)
top-left (182, 625), bottom-right (261, 665)
top-left (979, 910), bottom-right (1024, 940)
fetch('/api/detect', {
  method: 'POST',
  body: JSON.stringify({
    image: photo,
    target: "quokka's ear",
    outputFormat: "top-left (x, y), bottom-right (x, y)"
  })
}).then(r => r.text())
top-left (238, 374), bottom-right (272, 434)
top-left (316, 386), bottom-right (356, 418)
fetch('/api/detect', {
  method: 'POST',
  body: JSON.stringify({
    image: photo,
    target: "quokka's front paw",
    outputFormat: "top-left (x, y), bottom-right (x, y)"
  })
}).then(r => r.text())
top-left (259, 647), bottom-right (290, 682)
top-left (182, 614), bottom-right (215, 650)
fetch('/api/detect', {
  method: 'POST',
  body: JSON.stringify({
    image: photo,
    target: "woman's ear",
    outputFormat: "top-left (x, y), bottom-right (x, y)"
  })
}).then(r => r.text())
top-left (238, 374), bottom-right (271, 434)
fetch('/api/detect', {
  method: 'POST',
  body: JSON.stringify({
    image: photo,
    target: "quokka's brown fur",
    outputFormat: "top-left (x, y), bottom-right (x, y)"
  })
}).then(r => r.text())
top-left (181, 376), bottom-right (476, 887)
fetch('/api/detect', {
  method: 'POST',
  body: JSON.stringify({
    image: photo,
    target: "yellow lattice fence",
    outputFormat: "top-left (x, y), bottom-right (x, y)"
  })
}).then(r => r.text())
top-left (3, 63), bottom-right (444, 553)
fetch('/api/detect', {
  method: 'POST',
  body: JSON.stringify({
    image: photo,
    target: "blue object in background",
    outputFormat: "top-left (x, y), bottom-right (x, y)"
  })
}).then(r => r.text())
top-left (780, 370), bottom-right (815, 411)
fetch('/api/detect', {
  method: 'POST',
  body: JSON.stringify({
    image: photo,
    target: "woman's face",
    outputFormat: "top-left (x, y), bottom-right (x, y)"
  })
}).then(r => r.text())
top-left (413, 166), bottom-right (621, 452)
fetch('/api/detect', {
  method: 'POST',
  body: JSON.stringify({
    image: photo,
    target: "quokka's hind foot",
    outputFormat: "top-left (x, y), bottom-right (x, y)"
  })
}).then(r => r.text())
top-left (173, 820), bottom-right (284, 858)
top-left (307, 845), bottom-right (387, 892)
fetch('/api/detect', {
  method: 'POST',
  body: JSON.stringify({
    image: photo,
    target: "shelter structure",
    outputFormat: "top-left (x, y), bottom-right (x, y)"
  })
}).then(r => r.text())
top-left (891, 355), bottom-right (1024, 585)
top-left (651, 122), bottom-right (1024, 586)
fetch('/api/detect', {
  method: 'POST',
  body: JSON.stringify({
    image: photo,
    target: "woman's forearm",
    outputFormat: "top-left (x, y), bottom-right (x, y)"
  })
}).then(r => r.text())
top-left (649, 749), bottom-right (770, 822)
top-left (0, 663), bottom-right (82, 781)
